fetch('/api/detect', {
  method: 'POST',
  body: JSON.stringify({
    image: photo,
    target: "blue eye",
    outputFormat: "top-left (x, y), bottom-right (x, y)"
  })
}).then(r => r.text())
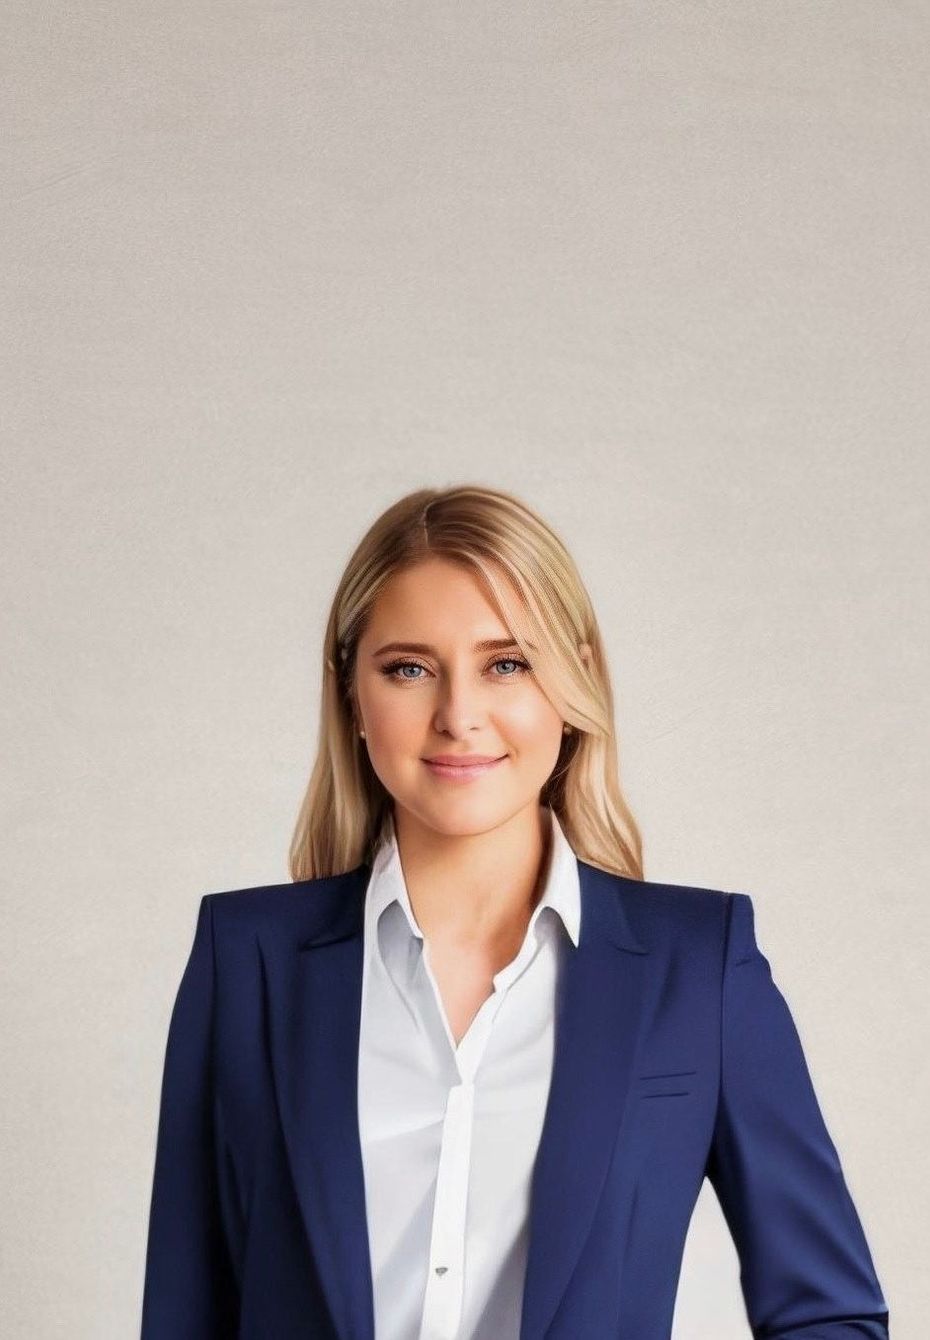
top-left (491, 658), bottom-right (530, 676)
top-left (387, 662), bottom-right (425, 680)
top-left (380, 657), bottom-right (531, 682)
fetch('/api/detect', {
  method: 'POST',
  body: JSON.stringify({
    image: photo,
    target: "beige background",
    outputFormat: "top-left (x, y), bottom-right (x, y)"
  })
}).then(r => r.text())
top-left (3, 2), bottom-right (927, 1336)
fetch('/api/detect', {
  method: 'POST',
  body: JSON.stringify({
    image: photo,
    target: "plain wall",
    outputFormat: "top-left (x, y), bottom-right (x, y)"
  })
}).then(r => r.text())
top-left (3, 2), bottom-right (927, 1335)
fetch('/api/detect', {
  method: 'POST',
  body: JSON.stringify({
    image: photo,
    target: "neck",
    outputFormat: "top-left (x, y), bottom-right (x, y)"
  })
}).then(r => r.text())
top-left (390, 802), bottom-right (553, 951)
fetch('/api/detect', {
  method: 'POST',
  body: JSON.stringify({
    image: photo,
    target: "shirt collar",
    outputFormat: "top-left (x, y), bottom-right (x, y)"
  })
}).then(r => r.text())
top-left (364, 805), bottom-right (581, 984)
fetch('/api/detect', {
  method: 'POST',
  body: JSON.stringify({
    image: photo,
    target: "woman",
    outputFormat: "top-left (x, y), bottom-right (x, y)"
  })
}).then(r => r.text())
top-left (141, 485), bottom-right (889, 1340)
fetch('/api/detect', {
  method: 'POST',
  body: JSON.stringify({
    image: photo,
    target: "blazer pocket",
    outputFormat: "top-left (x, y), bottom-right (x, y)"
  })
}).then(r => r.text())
top-left (636, 1068), bottom-right (697, 1099)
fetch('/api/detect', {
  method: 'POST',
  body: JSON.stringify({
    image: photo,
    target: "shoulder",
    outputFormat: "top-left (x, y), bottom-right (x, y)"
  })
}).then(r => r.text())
top-left (594, 866), bottom-right (745, 956)
top-left (198, 866), bottom-right (368, 945)
top-left (198, 866), bottom-right (751, 957)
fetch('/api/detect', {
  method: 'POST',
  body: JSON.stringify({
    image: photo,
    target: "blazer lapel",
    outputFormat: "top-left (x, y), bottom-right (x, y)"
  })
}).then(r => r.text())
top-left (260, 856), bottom-right (651, 1340)
top-left (260, 865), bottom-right (376, 1340)
top-left (519, 858), bottom-right (651, 1339)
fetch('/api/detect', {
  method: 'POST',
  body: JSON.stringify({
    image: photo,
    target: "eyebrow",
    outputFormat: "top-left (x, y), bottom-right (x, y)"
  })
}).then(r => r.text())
top-left (371, 638), bottom-right (522, 658)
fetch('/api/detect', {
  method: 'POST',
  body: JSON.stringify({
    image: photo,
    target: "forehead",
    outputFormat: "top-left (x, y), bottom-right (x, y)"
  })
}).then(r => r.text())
top-left (366, 560), bottom-right (513, 633)
top-left (359, 558), bottom-right (539, 660)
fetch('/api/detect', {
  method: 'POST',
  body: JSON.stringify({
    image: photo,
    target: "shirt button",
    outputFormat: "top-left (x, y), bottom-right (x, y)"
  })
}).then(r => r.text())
top-left (434, 1266), bottom-right (448, 1276)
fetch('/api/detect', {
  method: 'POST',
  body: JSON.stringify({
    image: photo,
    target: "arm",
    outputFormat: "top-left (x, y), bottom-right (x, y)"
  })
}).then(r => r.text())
top-left (140, 894), bottom-right (239, 1338)
top-left (705, 892), bottom-right (889, 1339)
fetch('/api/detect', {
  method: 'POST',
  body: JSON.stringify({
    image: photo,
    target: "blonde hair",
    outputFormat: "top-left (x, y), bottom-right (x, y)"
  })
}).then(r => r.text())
top-left (288, 484), bottom-right (644, 882)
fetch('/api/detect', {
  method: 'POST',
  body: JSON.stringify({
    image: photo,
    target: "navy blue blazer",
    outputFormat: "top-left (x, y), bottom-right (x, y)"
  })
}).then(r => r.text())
top-left (140, 858), bottom-right (889, 1340)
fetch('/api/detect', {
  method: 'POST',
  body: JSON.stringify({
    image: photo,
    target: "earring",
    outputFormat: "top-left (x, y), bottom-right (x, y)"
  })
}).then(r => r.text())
top-left (359, 729), bottom-right (366, 738)
top-left (563, 722), bottom-right (572, 734)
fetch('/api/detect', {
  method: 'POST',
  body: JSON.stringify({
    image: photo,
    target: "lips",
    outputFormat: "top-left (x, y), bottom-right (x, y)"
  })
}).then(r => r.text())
top-left (422, 755), bottom-right (507, 781)
top-left (424, 755), bottom-right (503, 766)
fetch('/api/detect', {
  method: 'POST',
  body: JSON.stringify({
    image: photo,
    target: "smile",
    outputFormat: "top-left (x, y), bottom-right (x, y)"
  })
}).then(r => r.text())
top-left (422, 756), bottom-right (507, 782)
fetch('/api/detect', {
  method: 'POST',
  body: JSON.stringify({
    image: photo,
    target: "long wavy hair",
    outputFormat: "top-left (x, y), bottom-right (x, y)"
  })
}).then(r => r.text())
top-left (288, 484), bottom-right (644, 882)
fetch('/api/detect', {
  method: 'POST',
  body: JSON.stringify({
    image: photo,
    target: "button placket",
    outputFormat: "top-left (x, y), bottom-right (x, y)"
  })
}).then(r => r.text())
top-left (418, 1079), bottom-right (475, 1339)
top-left (415, 924), bottom-right (549, 1338)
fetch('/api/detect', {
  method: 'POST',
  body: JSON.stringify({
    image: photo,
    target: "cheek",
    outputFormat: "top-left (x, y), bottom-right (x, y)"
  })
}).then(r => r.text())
top-left (501, 695), bottom-right (563, 749)
top-left (365, 685), bottom-right (422, 735)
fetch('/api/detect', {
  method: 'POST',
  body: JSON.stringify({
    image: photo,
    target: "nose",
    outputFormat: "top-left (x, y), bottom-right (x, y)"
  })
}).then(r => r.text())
top-left (430, 672), bottom-right (492, 739)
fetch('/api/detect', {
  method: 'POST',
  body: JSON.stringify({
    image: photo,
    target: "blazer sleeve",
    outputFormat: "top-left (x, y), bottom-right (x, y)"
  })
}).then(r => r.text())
top-left (140, 894), bottom-right (239, 1339)
top-left (704, 892), bottom-right (890, 1339)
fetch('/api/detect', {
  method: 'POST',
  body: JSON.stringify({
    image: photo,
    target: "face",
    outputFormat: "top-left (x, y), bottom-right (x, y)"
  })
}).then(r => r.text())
top-left (352, 558), bottom-right (566, 838)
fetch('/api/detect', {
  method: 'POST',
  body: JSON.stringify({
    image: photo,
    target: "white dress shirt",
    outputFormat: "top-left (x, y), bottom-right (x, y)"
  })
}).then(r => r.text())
top-left (356, 804), bottom-right (581, 1340)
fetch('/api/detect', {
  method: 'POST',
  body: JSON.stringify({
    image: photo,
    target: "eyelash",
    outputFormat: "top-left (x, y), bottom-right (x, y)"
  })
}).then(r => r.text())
top-left (380, 656), bottom-right (531, 683)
